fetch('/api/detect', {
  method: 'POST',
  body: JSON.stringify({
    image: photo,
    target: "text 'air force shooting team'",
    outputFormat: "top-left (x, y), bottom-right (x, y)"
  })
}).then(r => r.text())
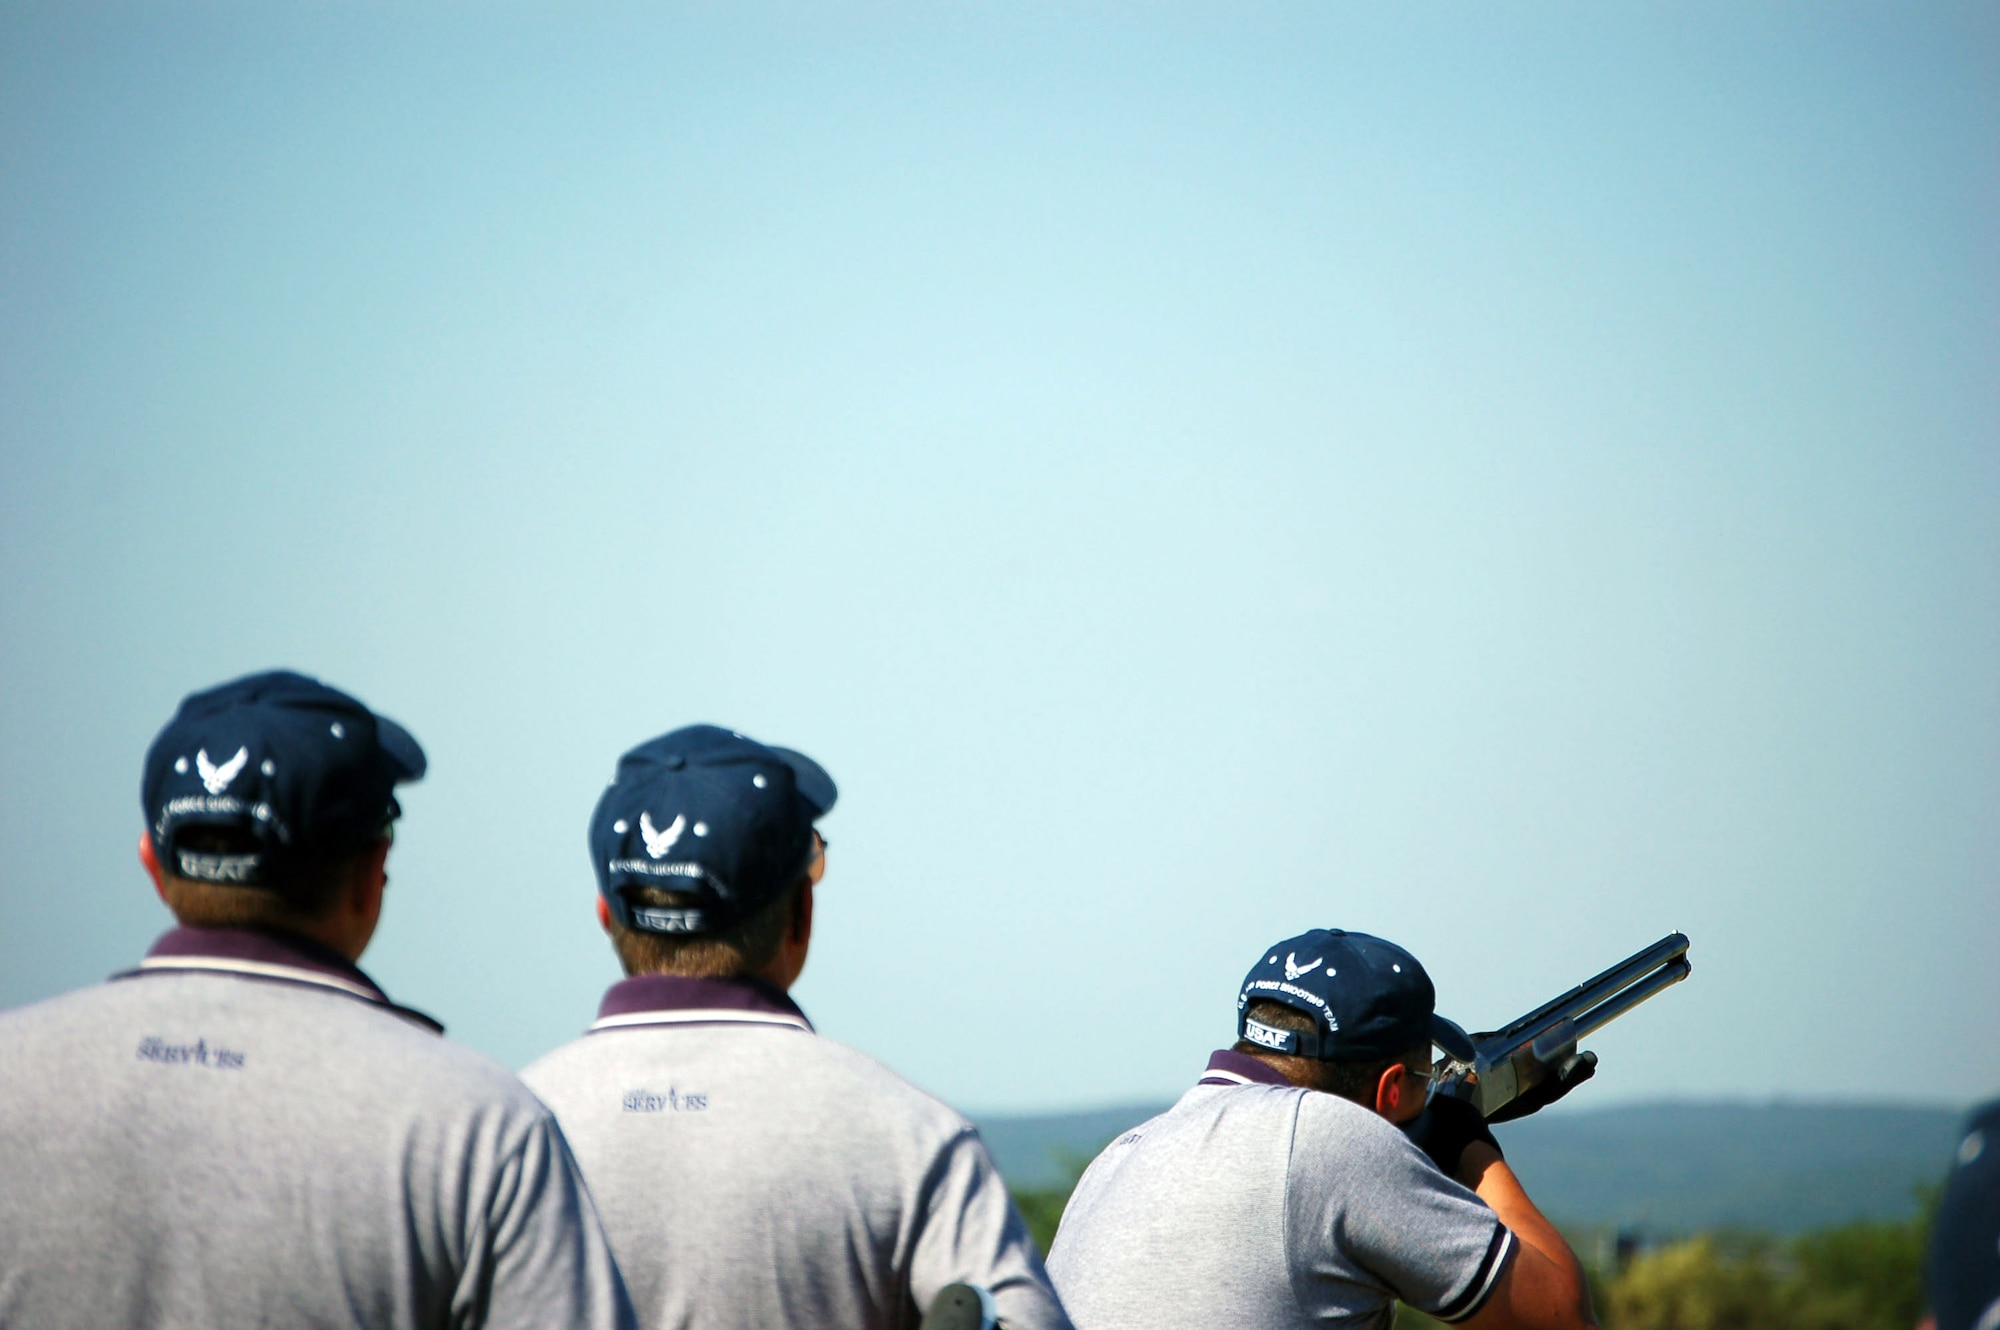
top-left (0, 671), bottom-right (1990, 1330)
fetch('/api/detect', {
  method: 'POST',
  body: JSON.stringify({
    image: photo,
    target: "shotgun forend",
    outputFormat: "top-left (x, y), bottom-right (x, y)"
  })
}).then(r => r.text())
top-left (1432, 932), bottom-right (1691, 1119)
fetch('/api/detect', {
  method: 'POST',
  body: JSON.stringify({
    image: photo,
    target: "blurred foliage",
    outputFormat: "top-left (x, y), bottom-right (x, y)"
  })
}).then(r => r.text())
top-left (1400, 1211), bottom-right (1930, 1330)
top-left (1783, 1215), bottom-right (1929, 1330)
top-left (1010, 1151), bottom-right (1097, 1258)
top-left (1607, 1235), bottom-right (1783, 1330)
top-left (1607, 1200), bottom-right (1932, 1330)
top-left (1011, 1184), bottom-right (1072, 1259)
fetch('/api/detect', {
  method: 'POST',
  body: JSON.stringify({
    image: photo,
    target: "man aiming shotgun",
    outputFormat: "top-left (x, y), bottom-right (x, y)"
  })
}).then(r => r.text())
top-left (1047, 928), bottom-right (1690, 1330)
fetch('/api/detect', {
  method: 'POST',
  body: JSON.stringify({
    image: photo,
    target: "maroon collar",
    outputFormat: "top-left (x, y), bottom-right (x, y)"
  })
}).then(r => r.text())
top-left (123, 926), bottom-right (442, 1034)
top-left (590, 974), bottom-right (814, 1035)
top-left (1198, 1048), bottom-right (1293, 1087)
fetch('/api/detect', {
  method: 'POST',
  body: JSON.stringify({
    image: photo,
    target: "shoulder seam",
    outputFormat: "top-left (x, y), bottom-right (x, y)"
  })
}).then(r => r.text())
top-left (1431, 1223), bottom-right (1518, 1322)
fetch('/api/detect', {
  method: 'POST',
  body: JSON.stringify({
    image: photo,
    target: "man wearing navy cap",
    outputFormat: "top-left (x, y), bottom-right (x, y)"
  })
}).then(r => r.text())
top-left (0, 670), bottom-right (634, 1330)
top-left (1046, 928), bottom-right (1596, 1330)
top-left (1920, 1099), bottom-right (2000, 1330)
top-left (523, 725), bottom-right (1071, 1330)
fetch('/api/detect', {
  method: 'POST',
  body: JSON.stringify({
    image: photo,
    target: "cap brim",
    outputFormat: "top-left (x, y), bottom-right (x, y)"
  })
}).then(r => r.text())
top-left (1431, 1015), bottom-right (1477, 1064)
top-left (376, 715), bottom-right (428, 781)
top-left (767, 745), bottom-right (836, 816)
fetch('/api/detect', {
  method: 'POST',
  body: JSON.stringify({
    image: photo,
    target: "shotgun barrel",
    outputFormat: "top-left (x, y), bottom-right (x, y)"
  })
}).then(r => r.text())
top-left (1433, 932), bottom-right (1691, 1118)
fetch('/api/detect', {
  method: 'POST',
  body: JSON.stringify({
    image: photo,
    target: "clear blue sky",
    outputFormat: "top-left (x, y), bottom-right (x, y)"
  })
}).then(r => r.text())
top-left (3, 3), bottom-right (1994, 1114)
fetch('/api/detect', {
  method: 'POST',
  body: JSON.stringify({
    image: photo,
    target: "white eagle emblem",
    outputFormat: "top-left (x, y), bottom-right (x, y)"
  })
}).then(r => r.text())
top-left (196, 747), bottom-right (249, 795)
top-left (1284, 952), bottom-right (1323, 982)
top-left (640, 811), bottom-right (686, 859)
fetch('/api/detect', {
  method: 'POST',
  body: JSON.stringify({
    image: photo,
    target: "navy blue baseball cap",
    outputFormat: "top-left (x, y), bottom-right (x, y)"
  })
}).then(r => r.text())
top-left (142, 670), bottom-right (426, 885)
top-left (1927, 1099), bottom-right (2000, 1330)
top-left (1237, 929), bottom-right (1457, 1062)
top-left (590, 724), bottom-right (837, 935)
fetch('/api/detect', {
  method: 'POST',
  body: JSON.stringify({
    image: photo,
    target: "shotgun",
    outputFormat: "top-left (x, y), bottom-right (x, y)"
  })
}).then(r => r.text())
top-left (1430, 932), bottom-right (1691, 1119)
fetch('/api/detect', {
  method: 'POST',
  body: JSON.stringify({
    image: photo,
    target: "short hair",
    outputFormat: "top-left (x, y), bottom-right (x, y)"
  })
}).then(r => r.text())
top-left (606, 877), bottom-right (805, 979)
top-left (1232, 999), bottom-right (1429, 1107)
top-left (159, 827), bottom-right (372, 931)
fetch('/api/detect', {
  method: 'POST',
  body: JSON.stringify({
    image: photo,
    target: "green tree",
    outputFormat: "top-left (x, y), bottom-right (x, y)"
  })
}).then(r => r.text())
top-left (1009, 1183), bottom-right (1071, 1258)
top-left (1009, 1150), bottom-right (1099, 1257)
top-left (1778, 1212), bottom-right (1929, 1330)
top-left (1606, 1236), bottom-right (1785, 1330)
top-left (1603, 1200), bottom-right (1932, 1330)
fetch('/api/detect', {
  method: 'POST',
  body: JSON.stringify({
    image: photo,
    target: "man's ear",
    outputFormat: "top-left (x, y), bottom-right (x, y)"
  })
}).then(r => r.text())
top-left (1374, 1062), bottom-right (1407, 1118)
top-left (596, 896), bottom-right (612, 934)
top-left (138, 831), bottom-right (167, 903)
top-left (350, 837), bottom-right (392, 918)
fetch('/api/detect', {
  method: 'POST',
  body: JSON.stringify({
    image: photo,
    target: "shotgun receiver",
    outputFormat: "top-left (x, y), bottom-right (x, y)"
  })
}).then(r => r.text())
top-left (1431, 932), bottom-right (1691, 1120)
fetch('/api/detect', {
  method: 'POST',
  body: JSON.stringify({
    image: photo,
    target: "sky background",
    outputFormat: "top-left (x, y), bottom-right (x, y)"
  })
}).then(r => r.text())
top-left (2, 2), bottom-right (1994, 1116)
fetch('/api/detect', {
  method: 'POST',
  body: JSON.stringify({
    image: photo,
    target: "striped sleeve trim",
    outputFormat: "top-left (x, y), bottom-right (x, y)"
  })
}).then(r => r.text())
top-left (1430, 1224), bottom-right (1517, 1323)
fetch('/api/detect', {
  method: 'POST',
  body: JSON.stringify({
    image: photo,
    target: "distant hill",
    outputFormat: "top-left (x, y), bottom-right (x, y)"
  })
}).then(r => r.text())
top-left (1493, 1100), bottom-right (1962, 1234)
top-left (974, 1099), bottom-right (1966, 1236)
top-left (977, 1104), bottom-right (1168, 1189)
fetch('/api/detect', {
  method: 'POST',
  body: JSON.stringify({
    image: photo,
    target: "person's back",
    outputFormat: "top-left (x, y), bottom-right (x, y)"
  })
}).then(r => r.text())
top-left (1051, 1062), bottom-right (1512, 1330)
top-left (0, 671), bottom-right (632, 1330)
top-left (1047, 929), bottom-right (1596, 1330)
top-left (523, 724), bottom-right (1069, 1330)
top-left (0, 948), bottom-right (614, 1326)
top-left (528, 985), bottom-right (1035, 1328)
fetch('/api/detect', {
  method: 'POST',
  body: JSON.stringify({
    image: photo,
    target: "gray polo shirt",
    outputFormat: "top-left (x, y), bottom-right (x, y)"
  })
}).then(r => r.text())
top-left (522, 975), bottom-right (1072, 1330)
top-left (1046, 1051), bottom-right (1515, 1330)
top-left (0, 927), bottom-right (635, 1330)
